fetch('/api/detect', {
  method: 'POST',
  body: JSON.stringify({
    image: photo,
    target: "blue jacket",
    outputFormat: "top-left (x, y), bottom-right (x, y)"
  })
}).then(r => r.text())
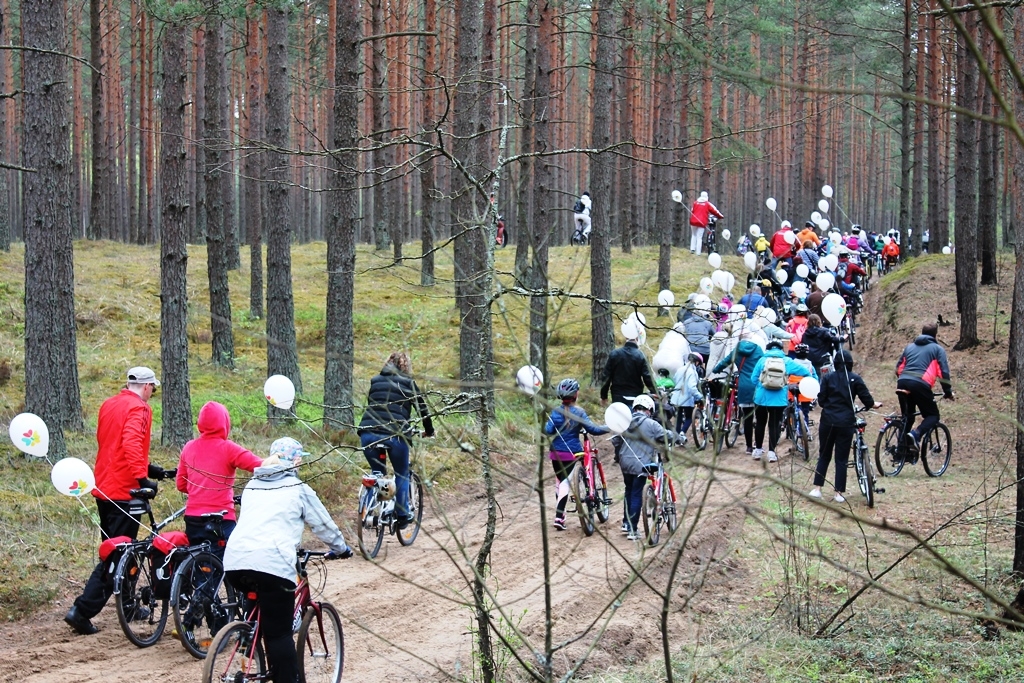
top-left (713, 340), bottom-right (764, 405)
top-left (750, 349), bottom-right (813, 407)
top-left (738, 293), bottom-right (768, 317)
top-left (544, 404), bottom-right (608, 455)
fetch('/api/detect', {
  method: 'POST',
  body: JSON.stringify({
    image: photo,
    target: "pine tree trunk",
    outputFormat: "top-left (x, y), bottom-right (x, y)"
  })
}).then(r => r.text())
top-left (419, 0), bottom-right (437, 286)
top-left (1011, 10), bottom-right (1024, 571)
top-left (369, 0), bottom-right (394, 254)
top-left (22, 0), bottom-right (83, 456)
top-left (0, 0), bottom-right (9, 251)
top-left (898, 0), bottom-right (913, 249)
top-left (323, 0), bottom-right (358, 432)
top-left (193, 28), bottom-right (207, 243)
top-left (954, 24), bottom-right (978, 350)
top-left (204, 11), bottom-right (234, 366)
top-left (159, 3), bottom-right (192, 448)
top-left (265, 5), bottom-right (302, 410)
top-left (88, 0), bottom-right (109, 239)
top-left (978, 28), bottom-right (998, 286)
top-left (589, 0), bottom-right (615, 385)
top-left (926, 5), bottom-right (942, 252)
top-left (911, 7), bottom-right (926, 254)
top-left (245, 6), bottom-right (264, 319)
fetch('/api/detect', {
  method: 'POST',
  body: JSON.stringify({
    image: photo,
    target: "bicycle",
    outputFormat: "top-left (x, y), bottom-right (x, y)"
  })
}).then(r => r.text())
top-left (711, 375), bottom-right (741, 456)
top-left (691, 380), bottom-right (714, 450)
top-left (640, 454), bottom-right (679, 546)
top-left (169, 509), bottom-right (242, 659)
top-left (782, 386), bottom-right (810, 461)
top-left (112, 487), bottom-right (186, 647)
top-left (202, 550), bottom-right (344, 683)
top-left (356, 442), bottom-right (425, 559)
top-left (569, 433), bottom-right (612, 536)
top-left (851, 407), bottom-right (884, 508)
top-left (704, 216), bottom-right (718, 254)
top-left (874, 392), bottom-right (952, 478)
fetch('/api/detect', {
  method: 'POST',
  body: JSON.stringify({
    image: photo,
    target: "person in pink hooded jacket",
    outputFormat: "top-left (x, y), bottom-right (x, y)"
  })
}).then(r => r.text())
top-left (176, 401), bottom-right (263, 551)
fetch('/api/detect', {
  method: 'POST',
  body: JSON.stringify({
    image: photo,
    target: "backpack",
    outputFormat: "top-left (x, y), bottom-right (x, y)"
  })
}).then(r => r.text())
top-left (787, 318), bottom-right (808, 345)
top-left (758, 356), bottom-right (788, 390)
top-left (573, 198), bottom-right (585, 213)
top-left (836, 261), bottom-right (849, 280)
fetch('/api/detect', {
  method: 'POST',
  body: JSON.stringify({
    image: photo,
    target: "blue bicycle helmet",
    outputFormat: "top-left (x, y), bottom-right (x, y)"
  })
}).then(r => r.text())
top-left (556, 378), bottom-right (580, 399)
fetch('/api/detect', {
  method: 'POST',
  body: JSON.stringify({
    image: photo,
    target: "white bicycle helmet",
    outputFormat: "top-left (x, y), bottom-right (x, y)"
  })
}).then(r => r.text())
top-left (632, 394), bottom-right (656, 412)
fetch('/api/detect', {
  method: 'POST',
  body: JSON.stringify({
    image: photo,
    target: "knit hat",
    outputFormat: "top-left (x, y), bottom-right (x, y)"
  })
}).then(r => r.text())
top-left (269, 437), bottom-right (309, 462)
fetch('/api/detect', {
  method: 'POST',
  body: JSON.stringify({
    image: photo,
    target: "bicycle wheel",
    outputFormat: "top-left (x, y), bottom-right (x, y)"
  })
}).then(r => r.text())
top-left (874, 421), bottom-right (905, 477)
top-left (725, 412), bottom-right (740, 449)
top-left (357, 488), bottom-right (385, 560)
top-left (115, 547), bottom-right (168, 647)
top-left (297, 602), bottom-right (344, 683)
top-left (593, 462), bottom-right (611, 523)
top-left (397, 472), bottom-right (424, 546)
top-left (691, 407), bottom-right (708, 450)
top-left (712, 404), bottom-right (727, 456)
top-left (921, 423), bottom-right (952, 477)
top-left (855, 443), bottom-right (874, 508)
top-left (794, 408), bottom-right (810, 461)
top-left (641, 481), bottom-right (661, 546)
top-left (570, 463), bottom-right (595, 537)
top-left (171, 552), bottom-right (237, 659)
top-left (847, 312), bottom-right (857, 349)
top-left (202, 621), bottom-right (266, 683)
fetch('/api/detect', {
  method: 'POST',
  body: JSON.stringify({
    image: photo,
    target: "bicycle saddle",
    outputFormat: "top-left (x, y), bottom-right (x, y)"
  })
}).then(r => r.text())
top-left (129, 487), bottom-right (157, 501)
top-left (641, 463), bottom-right (660, 475)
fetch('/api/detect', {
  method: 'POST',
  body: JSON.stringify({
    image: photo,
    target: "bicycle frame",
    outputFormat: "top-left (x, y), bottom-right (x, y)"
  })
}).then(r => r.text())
top-left (646, 461), bottom-right (677, 512)
top-left (578, 434), bottom-right (607, 508)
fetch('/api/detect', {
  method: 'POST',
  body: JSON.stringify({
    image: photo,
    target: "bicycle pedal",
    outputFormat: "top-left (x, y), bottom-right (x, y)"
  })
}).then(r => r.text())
top-left (875, 487), bottom-right (885, 494)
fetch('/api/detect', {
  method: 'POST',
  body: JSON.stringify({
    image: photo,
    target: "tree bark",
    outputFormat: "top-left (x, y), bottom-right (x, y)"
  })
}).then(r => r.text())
top-left (978, 28), bottom-right (998, 287)
top-left (898, 0), bottom-right (913, 249)
top-left (265, 5), bottom-right (303, 410)
top-left (954, 23), bottom-right (978, 350)
top-left (323, 0), bottom-right (359, 432)
top-left (245, 5), bottom-right (264, 319)
top-left (419, 0), bottom-right (438, 286)
top-left (589, 0), bottom-right (615, 386)
top-left (1011, 6), bottom-right (1024, 574)
top-left (369, 0), bottom-right (394, 254)
top-left (204, 10), bottom-right (234, 367)
top-left (159, 2), bottom-right (192, 448)
top-left (22, 0), bottom-right (83, 456)
top-left (0, 0), bottom-right (9, 251)
top-left (88, 0), bottom-right (109, 239)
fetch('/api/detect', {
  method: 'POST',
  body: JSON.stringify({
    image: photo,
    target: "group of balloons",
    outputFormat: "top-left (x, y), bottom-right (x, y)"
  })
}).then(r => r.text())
top-left (8, 412), bottom-right (96, 498)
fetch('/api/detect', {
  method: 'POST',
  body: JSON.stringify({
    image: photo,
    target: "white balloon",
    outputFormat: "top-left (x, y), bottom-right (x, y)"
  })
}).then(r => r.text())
top-left (766, 197), bottom-right (777, 212)
top-left (791, 281), bottom-right (808, 299)
top-left (605, 402), bottom-right (633, 434)
top-left (629, 311), bottom-right (647, 326)
top-left (730, 304), bottom-right (746, 320)
top-left (942, 246), bottom-right (952, 255)
top-left (721, 229), bottom-right (731, 240)
top-left (671, 189), bottom-right (683, 203)
top-left (264, 374), bottom-right (296, 410)
top-left (811, 211), bottom-right (822, 224)
top-left (8, 412), bottom-right (49, 457)
top-left (799, 376), bottom-right (821, 400)
top-left (694, 297), bottom-right (712, 314)
top-left (775, 269), bottom-right (788, 284)
top-left (819, 219), bottom-right (830, 231)
top-left (743, 251), bottom-right (758, 272)
top-left (883, 236), bottom-right (892, 245)
top-left (818, 199), bottom-right (830, 214)
top-left (620, 319), bottom-right (640, 341)
top-left (51, 457), bottom-right (95, 497)
top-left (658, 289), bottom-right (675, 307)
top-left (710, 270), bottom-right (726, 291)
top-left (815, 272), bottom-right (836, 292)
top-left (821, 254), bottom-right (839, 272)
top-left (829, 231), bottom-right (842, 244)
top-left (796, 264), bottom-right (809, 279)
top-left (515, 365), bottom-right (543, 395)
top-left (749, 224), bottom-right (761, 236)
top-left (757, 307), bottom-right (778, 324)
top-left (708, 252), bottom-right (722, 269)
top-left (783, 231), bottom-right (796, 245)
top-left (700, 277), bottom-right (714, 294)
top-left (821, 184), bottom-right (834, 199)
top-left (723, 272), bottom-right (736, 293)
top-left (822, 293), bottom-right (848, 326)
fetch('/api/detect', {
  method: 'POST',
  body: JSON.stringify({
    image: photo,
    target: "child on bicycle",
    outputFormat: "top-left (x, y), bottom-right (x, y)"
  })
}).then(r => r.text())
top-left (619, 395), bottom-right (678, 541)
top-left (544, 379), bottom-right (609, 531)
top-left (809, 350), bottom-right (881, 503)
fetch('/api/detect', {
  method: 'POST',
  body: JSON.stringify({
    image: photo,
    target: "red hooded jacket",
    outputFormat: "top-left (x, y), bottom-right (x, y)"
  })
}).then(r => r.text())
top-left (770, 229), bottom-right (796, 258)
top-left (689, 199), bottom-right (724, 228)
top-left (176, 402), bottom-right (262, 520)
top-left (93, 389), bottom-right (153, 502)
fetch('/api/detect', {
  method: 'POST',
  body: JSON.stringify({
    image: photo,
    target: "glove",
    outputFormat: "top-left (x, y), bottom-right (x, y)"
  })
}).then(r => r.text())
top-left (326, 546), bottom-right (353, 560)
top-left (163, 467), bottom-right (177, 481)
top-left (148, 463), bottom-right (167, 480)
top-left (137, 478), bottom-right (159, 494)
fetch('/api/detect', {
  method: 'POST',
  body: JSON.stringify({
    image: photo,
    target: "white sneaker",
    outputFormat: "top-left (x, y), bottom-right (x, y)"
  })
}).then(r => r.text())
top-left (767, 451), bottom-right (778, 463)
top-left (833, 493), bottom-right (846, 503)
top-left (752, 448), bottom-right (763, 461)
top-left (809, 489), bottom-right (822, 499)
top-left (626, 532), bottom-right (641, 541)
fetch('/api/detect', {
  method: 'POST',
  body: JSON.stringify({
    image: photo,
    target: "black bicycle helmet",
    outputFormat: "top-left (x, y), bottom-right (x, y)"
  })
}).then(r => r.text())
top-left (766, 340), bottom-right (784, 351)
top-left (793, 343), bottom-right (810, 357)
top-left (556, 378), bottom-right (580, 399)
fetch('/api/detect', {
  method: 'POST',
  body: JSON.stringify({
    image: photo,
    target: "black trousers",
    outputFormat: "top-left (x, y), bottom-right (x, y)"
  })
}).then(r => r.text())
top-left (227, 570), bottom-right (299, 683)
top-left (551, 459), bottom-right (574, 516)
top-left (897, 379), bottom-right (940, 440)
top-left (74, 498), bottom-right (142, 619)
top-left (813, 419), bottom-right (854, 493)
top-left (754, 406), bottom-right (783, 452)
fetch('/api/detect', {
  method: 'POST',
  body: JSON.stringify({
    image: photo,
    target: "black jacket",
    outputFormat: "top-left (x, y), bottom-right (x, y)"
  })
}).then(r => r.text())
top-left (817, 365), bottom-right (874, 428)
top-left (802, 325), bottom-right (841, 368)
top-left (600, 341), bottom-right (656, 402)
top-left (357, 364), bottom-right (434, 440)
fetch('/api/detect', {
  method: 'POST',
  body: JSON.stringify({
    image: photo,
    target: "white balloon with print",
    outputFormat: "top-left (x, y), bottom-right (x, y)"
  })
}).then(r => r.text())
top-left (821, 293), bottom-right (848, 327)
top-left (796, 264), bottom-right (809, 279)
top-left (8, 412), bottom-right (49, 457)
top-left (700, 277), bottom-right (714, 295)
top-left (515, 365), bottom-right (544, 395)
top-left (264, 374), bottom-right (296, 410)
top-left (51, 457), bottom-right (95, 497)
top-left (750, 224), bottom-right (761, 237)
top-left (815, 272), bottom-right (836, 292)
top-left (658, 289), bottom-right (675, 307)
top-left (730, 304), bottom-right (746, 320)
top-left (605, 402), bottom-right (633, 434)
top-left (775, 269), bottom-right (788, 284)
top-left (708, 252), bottom-right (722, 269)
top-left (821, 184), bottom-right (834, 199)
top-left (743, 251), bottom-right (757, 272)
top-left (798, 376), bottom-right (821, 401)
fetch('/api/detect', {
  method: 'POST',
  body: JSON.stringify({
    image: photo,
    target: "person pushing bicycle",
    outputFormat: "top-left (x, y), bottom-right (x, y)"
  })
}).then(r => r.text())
top-left (619, 395), bottom-right (678, 541)
top-left (896, 323), bottom-right (954, 452)
top-left (544, 378), bottom-right (610, 531)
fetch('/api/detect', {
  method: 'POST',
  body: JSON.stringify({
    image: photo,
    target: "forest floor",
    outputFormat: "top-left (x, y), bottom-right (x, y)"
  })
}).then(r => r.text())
top-left (2, 244), bottom-right (1024, 681)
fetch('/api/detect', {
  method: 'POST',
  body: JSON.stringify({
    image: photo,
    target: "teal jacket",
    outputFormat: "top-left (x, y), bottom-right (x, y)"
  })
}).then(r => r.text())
top-left (750, 349), bottom-right (813, 407)
top-left (713, 340), bottom-right (763, 405)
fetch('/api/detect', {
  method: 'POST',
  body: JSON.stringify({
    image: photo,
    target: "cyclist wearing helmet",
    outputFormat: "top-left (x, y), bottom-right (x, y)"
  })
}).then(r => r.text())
top-left (670, 353), bottom-right (703, 437)
top-left (786, 304), bottom-right (810, 353)
top-left (224, 438), bottom-right (352, 683)
top-left (544, 378), bottom-right (610, 531)
top-left (619, 395), bottom-right (678, 540)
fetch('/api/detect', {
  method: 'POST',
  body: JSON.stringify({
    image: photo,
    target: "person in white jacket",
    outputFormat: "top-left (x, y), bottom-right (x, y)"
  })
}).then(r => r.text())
top-left (573, 192), bottom-right (592, 242)
top-left (224, 437), bottom-right (352, 683)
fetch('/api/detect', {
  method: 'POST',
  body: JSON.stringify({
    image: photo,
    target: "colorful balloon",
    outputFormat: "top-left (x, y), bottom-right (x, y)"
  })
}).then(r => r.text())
top-left (700, 277), bottom-right (714, 294)
top-left (515, 365), bottom-right (543, 395)
top-left (264, 375), bottom-right (296, 410)
top-left (51, 457), bottom-right (95, 497)
top-left (8, 412), bottom-right (49, 457)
